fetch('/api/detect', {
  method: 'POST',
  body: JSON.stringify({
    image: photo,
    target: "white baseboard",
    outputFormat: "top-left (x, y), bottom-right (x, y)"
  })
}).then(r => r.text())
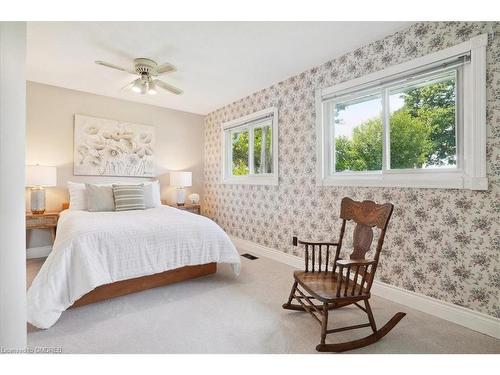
top-left (230, 235), bottom-right (500, 339)
top-left (26, 245), bottom-right (51, 259)
top-left (369, 281), bottom-right (500, 339)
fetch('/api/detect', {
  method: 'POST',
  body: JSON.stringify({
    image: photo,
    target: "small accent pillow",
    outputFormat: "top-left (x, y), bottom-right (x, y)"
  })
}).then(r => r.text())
top-left (143, 181), bottom-right (161, 208)
top-left (86, 184), bottom-right (115, 212)
top-left (148, 180), bottom-right (162, 208)
top-left (67, 181), bottom-right (87, 210)
top-left (112, 184), bottom-right (146, 211)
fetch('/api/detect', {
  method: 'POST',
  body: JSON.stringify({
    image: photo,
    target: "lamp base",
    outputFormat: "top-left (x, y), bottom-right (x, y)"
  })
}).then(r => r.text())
top-left (176, 188), bottom-right (186, 206)
top-left (30, 187), bottom-right (46, 215)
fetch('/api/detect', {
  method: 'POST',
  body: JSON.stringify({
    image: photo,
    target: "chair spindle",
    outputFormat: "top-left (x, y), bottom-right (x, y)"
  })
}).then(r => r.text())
top-left (312, 245), bottom-right (315, 272)
top-left (359, 266), bottom-right (368, 296)
top-left (305, 245), bottom-right (309, 272)
top-left (325, 245), bottom-right (329, 273)
top-left (336, 268), bottom-right (342, 297)
top-left (344, 266), bottom-right (351, 296)
top-left (318, 245), bottom-right (322, 272)
top-left (352, 266), bottom-right (360, 295)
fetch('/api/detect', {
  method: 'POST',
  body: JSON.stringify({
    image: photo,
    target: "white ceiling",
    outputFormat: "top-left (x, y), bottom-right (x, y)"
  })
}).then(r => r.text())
top-left (27, 22), bottom-right (413, 115)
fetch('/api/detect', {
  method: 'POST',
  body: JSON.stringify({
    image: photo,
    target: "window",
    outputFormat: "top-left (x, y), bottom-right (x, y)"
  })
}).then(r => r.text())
top-left (316, 34), bottom-right (488, 190)
top-left (231, 128), bottom-right (250, 176)
top-left (388, 71), bottom-right (457, 170)
top-left (222, 107), bottom-right (278, 185)
top-left (333, 92), bottom-right (383, 173)
top-left (331, 70), bottom-right (457, 174)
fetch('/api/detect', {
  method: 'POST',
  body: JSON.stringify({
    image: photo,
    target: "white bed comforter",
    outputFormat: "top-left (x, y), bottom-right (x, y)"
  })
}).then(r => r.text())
top-left (27, 206), bottom-right (240, 329)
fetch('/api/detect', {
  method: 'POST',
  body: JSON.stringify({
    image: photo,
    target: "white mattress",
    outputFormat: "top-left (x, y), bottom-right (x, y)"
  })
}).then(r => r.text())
top-left (27, 206), bottom-right (240, 329)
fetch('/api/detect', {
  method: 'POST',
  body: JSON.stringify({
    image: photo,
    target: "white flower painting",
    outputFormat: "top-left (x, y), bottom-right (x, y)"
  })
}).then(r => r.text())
top-left (74, 114), bottom-right (155, 177)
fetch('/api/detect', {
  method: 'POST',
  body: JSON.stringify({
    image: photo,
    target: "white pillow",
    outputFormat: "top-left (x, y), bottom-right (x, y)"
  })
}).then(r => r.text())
top-left (149, 180), bottom-right (162, 207)
top-left (67, 181), bottom-right (87, 210)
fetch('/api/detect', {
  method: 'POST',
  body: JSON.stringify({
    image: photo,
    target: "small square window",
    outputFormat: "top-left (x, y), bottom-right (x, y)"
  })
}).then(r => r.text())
top-left (222, 108), bottom-right (278, 185)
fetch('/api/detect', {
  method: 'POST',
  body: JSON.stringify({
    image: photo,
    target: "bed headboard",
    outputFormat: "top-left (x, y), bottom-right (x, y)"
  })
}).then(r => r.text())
top-left (62, 202), bottom-right (69, 210)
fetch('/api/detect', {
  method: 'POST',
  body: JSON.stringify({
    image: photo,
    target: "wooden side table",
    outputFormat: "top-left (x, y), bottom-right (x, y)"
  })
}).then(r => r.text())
top-left (162, 201), bottom-right (201, 215)
top-left (26, 212), bottom-right (60, 243)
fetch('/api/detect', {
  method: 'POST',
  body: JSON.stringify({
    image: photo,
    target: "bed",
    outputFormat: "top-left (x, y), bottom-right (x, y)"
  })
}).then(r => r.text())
top-left (27, 206), bottom-right (241, 329)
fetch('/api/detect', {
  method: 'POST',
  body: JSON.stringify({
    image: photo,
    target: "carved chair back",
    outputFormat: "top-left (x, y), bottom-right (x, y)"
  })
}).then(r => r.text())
top-left (340, 197), bottom-right (393, 261)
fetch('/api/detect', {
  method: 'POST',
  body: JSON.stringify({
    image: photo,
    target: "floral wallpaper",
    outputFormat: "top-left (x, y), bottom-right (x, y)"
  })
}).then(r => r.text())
top-left (203, 22), bottom-right (500, 318)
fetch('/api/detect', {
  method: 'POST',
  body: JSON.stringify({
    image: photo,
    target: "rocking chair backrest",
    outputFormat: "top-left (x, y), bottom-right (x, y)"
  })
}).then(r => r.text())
top-left (338, 197), bottom-right (394, 291)
top-left (340, 197), bottom-right (393, 231)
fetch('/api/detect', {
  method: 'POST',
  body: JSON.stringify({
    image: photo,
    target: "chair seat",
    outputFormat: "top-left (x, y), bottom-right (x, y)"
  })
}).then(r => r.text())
top-left (293, 270), bottom-right (369, 302)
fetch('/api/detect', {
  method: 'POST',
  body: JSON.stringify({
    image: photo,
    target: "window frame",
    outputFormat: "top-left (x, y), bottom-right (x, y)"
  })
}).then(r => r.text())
top-left (315, 34), bottom-right (488, 190)
top-left (221, 107), bottom-right (279, 185)
top-left (327, 68), bottom-right (460, 175)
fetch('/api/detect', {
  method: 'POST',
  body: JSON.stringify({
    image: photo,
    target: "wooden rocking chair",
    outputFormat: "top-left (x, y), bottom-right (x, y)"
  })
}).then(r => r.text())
top-left (282, 197), bottom-right (405, 352)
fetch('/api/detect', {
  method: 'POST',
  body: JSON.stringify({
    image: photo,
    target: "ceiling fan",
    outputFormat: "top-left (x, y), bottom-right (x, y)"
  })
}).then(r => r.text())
top-left (95, 58), bottom-right (183, 95)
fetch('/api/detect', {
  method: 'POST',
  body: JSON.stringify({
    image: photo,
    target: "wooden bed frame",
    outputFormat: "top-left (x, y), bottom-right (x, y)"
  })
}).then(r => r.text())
top-left (71, 263), bottom-right (217, 308)
top-left (60, 203), bottom-right (217, 308)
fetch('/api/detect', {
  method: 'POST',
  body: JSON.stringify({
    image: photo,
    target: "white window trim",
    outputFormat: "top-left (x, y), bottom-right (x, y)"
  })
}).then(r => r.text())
top-left (221, 107), bottom-right (279, 185)
top-left (315, 34), bottom-right (488, 190)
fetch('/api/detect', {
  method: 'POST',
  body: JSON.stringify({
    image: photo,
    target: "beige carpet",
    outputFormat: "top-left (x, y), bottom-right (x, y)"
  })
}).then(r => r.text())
top-left (26, 255), bottom-right (499, 354)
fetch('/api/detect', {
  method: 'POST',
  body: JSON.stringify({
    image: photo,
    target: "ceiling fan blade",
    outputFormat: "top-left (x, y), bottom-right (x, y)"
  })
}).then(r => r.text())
top-left (156, 62), bottom-right (176, 74)
top-left (95, 60), bottom-right (137, 75)
top-left (154, 79), bottom-right (183, 95)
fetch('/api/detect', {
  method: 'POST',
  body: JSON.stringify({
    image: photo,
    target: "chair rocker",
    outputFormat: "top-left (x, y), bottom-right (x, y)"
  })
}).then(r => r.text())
top-left (282, 197), bottom-right (405, 352)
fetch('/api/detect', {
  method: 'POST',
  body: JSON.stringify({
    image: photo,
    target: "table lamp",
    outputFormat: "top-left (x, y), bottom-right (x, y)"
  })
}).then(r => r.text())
top-left (169, 171), bottom-right (192, 206)
top-left (26, 165), bottom-right (57, 214)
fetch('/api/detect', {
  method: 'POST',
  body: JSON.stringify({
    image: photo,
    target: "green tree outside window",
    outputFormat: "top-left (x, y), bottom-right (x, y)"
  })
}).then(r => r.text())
top-left (335, 78), bottom-right (456, 172)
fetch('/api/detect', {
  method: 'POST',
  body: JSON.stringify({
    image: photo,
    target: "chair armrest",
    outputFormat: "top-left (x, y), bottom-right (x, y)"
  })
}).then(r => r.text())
top-left (336, 259), bottom-right (375, 267)
top-left (292, 236), bottom-right (339, 247)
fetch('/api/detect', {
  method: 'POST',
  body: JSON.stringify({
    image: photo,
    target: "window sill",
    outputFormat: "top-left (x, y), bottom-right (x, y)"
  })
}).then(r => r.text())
top-left (222, 175), bottom-right (278, 186)
top-left (318, 172), bottom-right (487, 190)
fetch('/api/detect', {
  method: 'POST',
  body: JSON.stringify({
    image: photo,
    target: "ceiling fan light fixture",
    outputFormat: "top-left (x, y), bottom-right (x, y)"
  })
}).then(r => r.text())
top-left (147, 81), bottom-right (157, 95)
top-left (133, 78), bottom-right (148, 94)
top-left (131, 78), bottom-right (143, 93)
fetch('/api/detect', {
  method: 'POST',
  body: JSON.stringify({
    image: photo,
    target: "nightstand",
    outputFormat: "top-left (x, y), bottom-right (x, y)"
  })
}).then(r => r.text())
top-left (26, 212), bottom-right (60, 243)
top-left (163, 202), bottom-right (201, 215)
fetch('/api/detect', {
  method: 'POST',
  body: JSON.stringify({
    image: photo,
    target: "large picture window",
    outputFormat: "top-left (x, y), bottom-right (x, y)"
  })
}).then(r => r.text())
top-left (331, 70), bottom-right (458, 174)
top-left (316, 34), bottom-right (487, 190)
top-left (222, 107), bottom-right (278, 185)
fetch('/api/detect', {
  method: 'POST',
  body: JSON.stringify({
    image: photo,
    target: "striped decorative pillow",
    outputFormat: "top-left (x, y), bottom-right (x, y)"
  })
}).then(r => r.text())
top-left (112, 184), bottom-right (146, 211)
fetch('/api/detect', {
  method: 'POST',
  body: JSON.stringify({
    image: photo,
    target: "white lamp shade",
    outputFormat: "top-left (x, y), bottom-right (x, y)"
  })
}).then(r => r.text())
top-left (26, 165), bottom-right (57, 187)
top-left (169, 171), bottom-right (192, 187)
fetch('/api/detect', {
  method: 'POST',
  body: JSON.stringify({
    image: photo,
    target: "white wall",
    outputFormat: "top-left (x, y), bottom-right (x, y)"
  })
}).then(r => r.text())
top-left (0, 22), bottom-right (27, 349)
top-left (26, 81), bottom-right (205, 248)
